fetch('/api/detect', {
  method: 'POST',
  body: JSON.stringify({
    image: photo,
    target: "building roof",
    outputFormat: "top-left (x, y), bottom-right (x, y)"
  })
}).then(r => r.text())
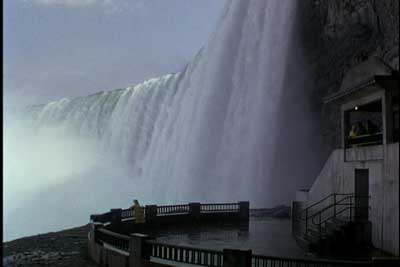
top-left (324, 57), bottom-right (396, 104)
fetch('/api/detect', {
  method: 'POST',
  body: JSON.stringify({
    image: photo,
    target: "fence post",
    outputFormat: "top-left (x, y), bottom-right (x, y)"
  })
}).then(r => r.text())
top-left (305, 209), bottom-right (308, 234)
top-left (238, 201), bottom-right (250, 220)
top-left (223, 249), bottom-right (252, 267)
top-left (90, 222), bottom-right (102, 243)
top-left (145, 205), bottom-right (158, 224)
top-left (110, 208), bottom-right (122, 232)
top-left (333, 193), bottom-right (337, 217)
top-left (291, 201), bottom-right (302, 236)
top-left (88, 222), bottom-right (103, 263)
top-left (129, 233), bottom-right (150, 267)
top-left (189, 202), bottom-right (201, 220)
top-left (88, 222), bottom-right (95, 260)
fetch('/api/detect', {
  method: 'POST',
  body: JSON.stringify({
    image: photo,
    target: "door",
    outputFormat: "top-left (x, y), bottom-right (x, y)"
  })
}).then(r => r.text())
top-left (354, 169), bottom-right (369, 221)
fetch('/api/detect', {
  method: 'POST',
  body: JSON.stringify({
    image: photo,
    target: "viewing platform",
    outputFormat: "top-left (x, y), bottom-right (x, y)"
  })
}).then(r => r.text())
top-left (86, 201), bottom-right (391, 267)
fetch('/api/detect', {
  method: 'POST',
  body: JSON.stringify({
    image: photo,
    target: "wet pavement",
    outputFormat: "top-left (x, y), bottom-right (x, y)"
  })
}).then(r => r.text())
top-left (153, 216), bottom-right (306, 258)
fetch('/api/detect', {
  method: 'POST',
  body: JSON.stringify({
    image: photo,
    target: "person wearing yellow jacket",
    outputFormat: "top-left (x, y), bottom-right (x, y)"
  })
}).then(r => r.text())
top-left (133, 199), bottom-right (145, 232)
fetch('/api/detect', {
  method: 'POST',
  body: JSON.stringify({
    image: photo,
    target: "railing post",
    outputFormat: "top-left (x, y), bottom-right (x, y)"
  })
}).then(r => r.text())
top-left (88, 222), bottom-right (103, 263)
top-left (238, 201), bottom-right (250, 220)
top-left (110, 208), bottom-right (122, 232)
top-left (350, 206), bottom-right (352, 221)
top-left (90, 222), bottom-right (103, 243)
top-left (129, 233), bottom-right (150, 267)
top-left (223, 249), bottom-right (252, 267)
top-left (333, 193), bottom-right (337, 218)
top-left (318, 213), bottom-right (322, 239)
top-left (305, 209), bottom-right (308, 234)
top-left (189, 202), bottom-right (201, 220)
top-left (291, 201), bottom-right (302, 236)
top-left (145, 205), bottom-right (158, 224)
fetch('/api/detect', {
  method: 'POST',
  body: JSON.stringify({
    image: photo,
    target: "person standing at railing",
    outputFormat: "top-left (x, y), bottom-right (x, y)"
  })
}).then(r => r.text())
top-left (132, 199), bottom-right (145, 232)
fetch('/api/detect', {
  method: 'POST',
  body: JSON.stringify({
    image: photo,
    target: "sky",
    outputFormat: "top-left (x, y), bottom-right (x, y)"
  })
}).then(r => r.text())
top-left (3, 0), bottom-right (227, 107)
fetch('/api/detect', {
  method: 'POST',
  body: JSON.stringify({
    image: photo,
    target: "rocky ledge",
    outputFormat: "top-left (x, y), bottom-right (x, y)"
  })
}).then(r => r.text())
top-left (2, 224), bottom-right (97, 267)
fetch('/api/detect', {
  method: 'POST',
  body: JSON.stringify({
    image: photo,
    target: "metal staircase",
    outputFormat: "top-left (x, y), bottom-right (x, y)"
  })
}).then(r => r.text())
top-left (293, 193), bottom-right (371, 257)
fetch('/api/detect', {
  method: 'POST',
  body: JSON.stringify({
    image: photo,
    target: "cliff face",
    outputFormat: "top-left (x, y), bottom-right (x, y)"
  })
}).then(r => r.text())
top-left (297, 0), bottom-right (398, 149)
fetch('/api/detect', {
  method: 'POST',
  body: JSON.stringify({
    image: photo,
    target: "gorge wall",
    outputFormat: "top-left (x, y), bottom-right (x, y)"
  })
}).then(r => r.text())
top-left (297, 0), bottom-right (399, 150)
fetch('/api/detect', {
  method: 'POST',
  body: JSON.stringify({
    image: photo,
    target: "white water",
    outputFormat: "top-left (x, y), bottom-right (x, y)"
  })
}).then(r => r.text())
top-left (4, 0), bottom-right (324, 241)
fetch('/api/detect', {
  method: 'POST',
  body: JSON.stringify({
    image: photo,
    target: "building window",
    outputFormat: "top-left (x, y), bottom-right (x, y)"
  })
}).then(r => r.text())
top-left (344, 100), bottom-right (383, 148)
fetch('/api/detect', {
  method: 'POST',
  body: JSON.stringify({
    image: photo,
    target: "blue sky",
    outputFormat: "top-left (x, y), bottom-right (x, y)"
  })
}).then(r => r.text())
top-left (4, 0), bottom-right (226, 106)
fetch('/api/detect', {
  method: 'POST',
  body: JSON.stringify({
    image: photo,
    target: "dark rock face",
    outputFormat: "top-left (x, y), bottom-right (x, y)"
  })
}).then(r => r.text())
top-left (298, 0), bottom-right (399, 149)
top-left (2, 225), bottom-right (97, 267)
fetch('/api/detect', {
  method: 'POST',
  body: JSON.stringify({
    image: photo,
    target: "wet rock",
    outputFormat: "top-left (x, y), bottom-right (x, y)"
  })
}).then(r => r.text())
top-left (3, 224), bottom-right (98, 266)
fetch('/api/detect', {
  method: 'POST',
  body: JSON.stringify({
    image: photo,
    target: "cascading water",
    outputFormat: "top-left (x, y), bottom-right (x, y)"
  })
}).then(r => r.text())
top-left (5, 0), bottom-right (324, 241)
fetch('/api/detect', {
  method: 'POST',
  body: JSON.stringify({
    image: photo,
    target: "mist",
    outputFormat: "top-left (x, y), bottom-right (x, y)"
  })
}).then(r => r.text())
top-left (3, 0), bottom-right (327, 242)
top-left (3, 108), bottom-right (146, 241)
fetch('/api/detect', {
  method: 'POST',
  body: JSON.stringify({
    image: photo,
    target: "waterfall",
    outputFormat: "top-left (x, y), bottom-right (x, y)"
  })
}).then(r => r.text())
top-left (6, 0), bottom-right (324, 240)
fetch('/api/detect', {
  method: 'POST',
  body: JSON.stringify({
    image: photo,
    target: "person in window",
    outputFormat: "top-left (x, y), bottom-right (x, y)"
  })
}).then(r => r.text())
top-left (349, 122), bottom-right (365, 137)
top-left (349, 124), bottom-right (358, 138)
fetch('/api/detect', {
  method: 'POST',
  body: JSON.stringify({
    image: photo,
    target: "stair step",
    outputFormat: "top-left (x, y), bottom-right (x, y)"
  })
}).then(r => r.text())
top-left (331, 217), bottom-right (347, 226)
top-left (325, 221), bottom-right (340, 232)
top-left (295, 236), bottom-right (311, 250)
top-left (307, 227), bottom-right (322, 238)
top-left (303, 233), bottom-right (321, 244)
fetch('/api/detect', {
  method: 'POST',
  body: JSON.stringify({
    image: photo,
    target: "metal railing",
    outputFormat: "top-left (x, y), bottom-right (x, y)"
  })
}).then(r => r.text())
top-left (298, 193), bottom-right (370, 239)
top-left (96, 228), bottom-right (130, 252)
top-left (92, 202), bottom-right (244, 223)
top-left (121, 208), bottom-right (134, 219)
top-left (299, 193), bottom-right (352, 219)
top-left (89, 200), bottom-right (379, 267)
top-left (157, 204), bottom-right (190, 215)
top-left (146, 240), bottom-right (224, 267)
top-left (90, 212), bottom-right (112, 223)
top-left (346, 132), bottom-right (383, 148)
top-left (201, 203), bottom-right (239, 213)
top-left (252, 254), bottom-right (371, 267)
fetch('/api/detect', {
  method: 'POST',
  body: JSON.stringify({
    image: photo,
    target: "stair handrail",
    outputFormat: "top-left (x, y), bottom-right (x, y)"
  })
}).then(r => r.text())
top-left (298, 193), bottom-right (354, 220)
top-left (298, 193), bottom-right (370, 240)
top-left (312, 204), bottom-right (371, 229)
top-left (308, 194), bottom-right (357, 219)
top-left (310, 195), bottom-right (370, 226)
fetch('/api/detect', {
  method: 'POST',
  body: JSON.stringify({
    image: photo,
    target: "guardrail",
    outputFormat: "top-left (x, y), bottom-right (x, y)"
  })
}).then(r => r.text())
top-left (157, 204), bottom-right (189, 215)
top-left (88, 201), bottom-right (394, 267)
top-left (298, 194), bottom-right (371, 239)
top-left (121, 208), bottom-right (134, 219)
top-left (96, 228), bottom-right (130, 252)
top-left (92, 231), bottom-right (376, 267)
top-left (91, 202), bottom-right (249, 229)
top-left (90, 212), bottom-right (112, 223)
top-left (201, 203), bottom-right (239, 213)
top-left (147, 240), bottom-right (224, 267)
top-left (252, 254), bottom-right (371, 267)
